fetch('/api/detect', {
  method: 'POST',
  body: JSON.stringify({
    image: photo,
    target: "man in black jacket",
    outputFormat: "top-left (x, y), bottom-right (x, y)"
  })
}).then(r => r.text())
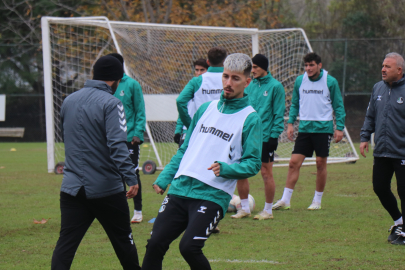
top-left (51, 55), bottom-right (141, 269)
top-left (360, 52), bottom-right (405, 245)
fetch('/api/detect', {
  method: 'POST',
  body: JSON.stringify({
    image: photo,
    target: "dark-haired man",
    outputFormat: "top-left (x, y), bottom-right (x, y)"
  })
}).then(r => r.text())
top-left (176, 47), bottom-right (227, 130)
top-left (360, 52), bottom-right (405, 245)
top-left (174, 58), bottom-right (209, 147)
top-left (108, 53), bottom-right (146, 224)
top-left (52, 55), bottom-right (140, 269)
top-left (273, 52), bottom-right (345, 211)
top-left (142, 53), bottom-right (262, 270)
top-left (231, 54), bottom-right (285, 220)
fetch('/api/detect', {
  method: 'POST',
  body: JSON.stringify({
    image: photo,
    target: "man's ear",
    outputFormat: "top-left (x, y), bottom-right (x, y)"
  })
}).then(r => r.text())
top-left (319, 63), bottom-right (323, 69)
top-left (245, 77), bottom-right (252, 88)
top-left (207, 59), bottom-right (211, 66)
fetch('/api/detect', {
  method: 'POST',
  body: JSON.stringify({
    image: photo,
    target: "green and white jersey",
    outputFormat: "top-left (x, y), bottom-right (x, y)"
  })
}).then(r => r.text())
top-left (176, 67), bottom-right (224, 128)
top-left (175, 100), bottom-right (255, 196)
top-left (288, 69), bottom-right (346, 134)
top-left (299, 70), bottom-right (333, 121)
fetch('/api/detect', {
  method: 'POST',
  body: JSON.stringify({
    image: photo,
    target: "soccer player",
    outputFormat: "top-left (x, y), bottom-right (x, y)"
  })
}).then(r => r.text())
top-left (51, 55), bottom-right (140, 270)
top-left (231, 54), bottom-right (285, 220)
top-left (360, 52), bottom-right (405, 245)
top-left (176, 47), bottom-right (227, 130)
top-left (141, 53), bottom-right (262, 270)
top-left (108, 53), bottom-right (146, 224)
top-left (174, 58), bottom-right (209, 147)
top-left (272, 52), bottom-right (345, 211)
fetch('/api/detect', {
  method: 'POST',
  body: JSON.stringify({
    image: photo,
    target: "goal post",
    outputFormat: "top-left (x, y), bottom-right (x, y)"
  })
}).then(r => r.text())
top-left (42, 16), bottom-right (359, 173)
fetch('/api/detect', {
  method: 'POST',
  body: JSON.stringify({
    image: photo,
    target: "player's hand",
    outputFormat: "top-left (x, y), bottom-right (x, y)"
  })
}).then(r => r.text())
top-left (131, 136), bottom-right (141, 145)
top-left (126, 184), bottom-right (139, 199)
top-left (174, 133), bottom-right (181, 144)
top-left (153, 184), bottom-right (164, 195)
top-left (334, 130), bottom-right (344, 143)
top-left (208, 163), bottom-right (221, 177)
top-left (360, 141), bottom-right (369, 158)
top-left (287, 124), bottom-right (294, 141)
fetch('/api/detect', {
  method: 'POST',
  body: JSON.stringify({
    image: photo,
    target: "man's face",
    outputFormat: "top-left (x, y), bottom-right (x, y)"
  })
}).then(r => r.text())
top-left (194, 65), bottom-right (207, 77)
top-left (382, 57), bottom-right (402, 84)
top-left (304, 61), bottom-right (322, 79)
top-left (111, 79), bottom-right (121, 92)
top-left (251, 64), bottom-right (267, 79)
top-left (222, 69), bottom-right (251, 99)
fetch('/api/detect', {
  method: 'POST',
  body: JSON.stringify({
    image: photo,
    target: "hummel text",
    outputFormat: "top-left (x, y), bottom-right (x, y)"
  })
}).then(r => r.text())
top-left (200, 124), bottom-right (234, 141)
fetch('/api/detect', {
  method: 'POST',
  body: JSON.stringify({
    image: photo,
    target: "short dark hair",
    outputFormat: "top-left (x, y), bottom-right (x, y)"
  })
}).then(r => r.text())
top-left (193, 58), bottom-right (209, 69)
top-left (303, 52), bottom-right (321, 64)
top-left (108, 53), bottom-right (124, 65)
top-left (207, 47), bottom-right (227, 66)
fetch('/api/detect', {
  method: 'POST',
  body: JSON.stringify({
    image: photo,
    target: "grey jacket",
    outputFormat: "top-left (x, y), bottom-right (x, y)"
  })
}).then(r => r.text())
top-left (60, 80), bottom-right (138, 199)
top-left (360, 75), bottom-right (405, 159)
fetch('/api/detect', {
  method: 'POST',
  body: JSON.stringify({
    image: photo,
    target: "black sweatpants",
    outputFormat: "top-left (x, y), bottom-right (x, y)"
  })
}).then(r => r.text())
top-left (142, 195), bottom-right (223, 270)
top-left (373, 157), bottom-right (405, 222)
top-left (127, 142), bottom-right (142, 211)
top-left (51, 187), bottom-right (141, 270)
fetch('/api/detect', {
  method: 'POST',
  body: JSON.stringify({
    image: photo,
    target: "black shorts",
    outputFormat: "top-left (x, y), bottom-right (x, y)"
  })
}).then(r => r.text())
top-left (262, 140), bottom-right (278, 163)
top-left (292, 133), bottom-right (333, 157)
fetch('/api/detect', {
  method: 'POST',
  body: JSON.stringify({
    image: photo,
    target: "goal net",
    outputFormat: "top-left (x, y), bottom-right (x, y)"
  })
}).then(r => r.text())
top-left (42, 16), bottom-right (358, 173)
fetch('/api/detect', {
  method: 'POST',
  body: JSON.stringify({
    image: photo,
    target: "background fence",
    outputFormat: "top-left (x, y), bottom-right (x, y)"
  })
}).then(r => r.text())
top-left (1, 38), bottom-right (404, 143)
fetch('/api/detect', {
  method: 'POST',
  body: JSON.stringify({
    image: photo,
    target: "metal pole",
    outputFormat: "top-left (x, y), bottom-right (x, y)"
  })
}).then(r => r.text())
top-left (342, 39), bottom-right (348, 103)
top-left (251, 33), bottom-right (259, 56)
top-left (41, 17), bottom-right (55, 173)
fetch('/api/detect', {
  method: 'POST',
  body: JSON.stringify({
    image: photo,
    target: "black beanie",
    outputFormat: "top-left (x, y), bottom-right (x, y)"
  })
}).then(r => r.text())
top-left (108, 53), bottom-right (124, 65)
top-left (252, 54), bottom-right (269, 71)
top-left (93, 55), bottom-right (123, 81)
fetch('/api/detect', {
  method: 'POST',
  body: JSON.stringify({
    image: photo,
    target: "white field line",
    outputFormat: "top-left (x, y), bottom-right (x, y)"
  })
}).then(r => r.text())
top-left (334, 194), bottom-right (372, 197)
top-left (175, 258), bottom-right (280, 264)
top-left (208, 259), bottom-right (280, 264)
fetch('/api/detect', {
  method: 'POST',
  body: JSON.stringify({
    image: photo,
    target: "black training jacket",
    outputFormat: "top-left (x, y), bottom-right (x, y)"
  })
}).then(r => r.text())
top-left (360, 75), bottom-right (405, 159)
top-left (60, 80), bottom-right (137, 199)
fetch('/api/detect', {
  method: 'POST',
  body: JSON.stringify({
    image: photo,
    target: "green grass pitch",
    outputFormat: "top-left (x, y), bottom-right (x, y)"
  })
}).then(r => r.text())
top-left (0, 143), bottom-right (403, 269)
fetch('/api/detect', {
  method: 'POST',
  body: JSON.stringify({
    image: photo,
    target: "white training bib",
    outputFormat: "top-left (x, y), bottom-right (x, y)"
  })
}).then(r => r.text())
top-left (299, 70), bottom-right (333, 121)
top-left (175, 100), bottom-right (255, 196)
top-left (192, 71), bottom-right (223, 115)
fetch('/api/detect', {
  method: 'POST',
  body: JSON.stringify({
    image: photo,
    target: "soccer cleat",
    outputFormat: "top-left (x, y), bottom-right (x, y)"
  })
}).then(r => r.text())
top-left (131, 212), bottom-right (143, 223)
top-left (272, 200), bottom-right (290, 210)
top-left (391, 233), bottom-right (405, 245)
top-left (212, 226), bottom-right (220, 234)
top-left (231, 209), bottom-right (251, 219)
top-left (253, 211), bottom-right (274, 220)
top-left (307, 201), bottom-right (322, 210)
top-left (388, 225), bottom-right (403, 242)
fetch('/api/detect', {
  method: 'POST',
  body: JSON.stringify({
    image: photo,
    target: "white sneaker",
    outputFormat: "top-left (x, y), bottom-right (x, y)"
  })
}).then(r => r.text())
top-left (131, 212), bottom-right (143, 223)
top-left (307, 201), bottom-right (322, 210)
top-left (272, 200), bottom-right (290, 210)
top-left (253, 211), bottom-right (274, 220)
top-left (231, 209), bottom-right (251, 219)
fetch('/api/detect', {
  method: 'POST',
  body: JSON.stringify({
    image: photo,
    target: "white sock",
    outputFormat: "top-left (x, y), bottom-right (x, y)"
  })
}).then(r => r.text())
top-left (313, 191), bottom-right (324, 204)
top-left (240, 199), bottom-right (251, 213)
top-left (264, 203), bottom-right (273, 214)
top-left (395, 217), bottom-right (403, 226)
top-left (281, 188), bottom-right (294, 205)
top-left (134, 210), bottom-right (142, 214)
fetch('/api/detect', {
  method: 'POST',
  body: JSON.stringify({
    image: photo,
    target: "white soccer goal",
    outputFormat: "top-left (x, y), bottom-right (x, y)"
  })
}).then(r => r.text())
top-left (41, 16), bottom-right (359, 173)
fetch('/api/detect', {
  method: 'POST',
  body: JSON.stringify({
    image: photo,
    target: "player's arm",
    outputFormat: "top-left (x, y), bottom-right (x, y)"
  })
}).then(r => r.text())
top-left (216, 113), bottom-right (262, 179)
top-left (132, 81), bottom-right (146, 144)
top-left (270, 83), bottom-right (286, 139)
top-left (287, 78), bottom-right (301, 125)
top-left (176, 77), bottom-right (201, 128)
top-left (105, 100), bottom-right (138, 187)
top-left (329, 77), bottom-right (346, 131)
top-left (154, 102), bottom-right (211, 191)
